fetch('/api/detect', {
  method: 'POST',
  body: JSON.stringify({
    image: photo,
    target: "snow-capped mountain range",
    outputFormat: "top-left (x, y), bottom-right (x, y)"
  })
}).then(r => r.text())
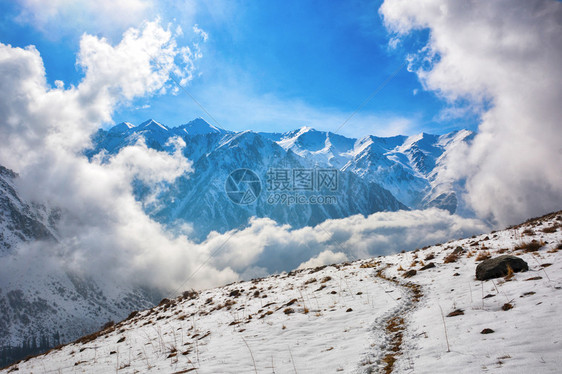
top-left (88, 118), bottom-right (473, 239)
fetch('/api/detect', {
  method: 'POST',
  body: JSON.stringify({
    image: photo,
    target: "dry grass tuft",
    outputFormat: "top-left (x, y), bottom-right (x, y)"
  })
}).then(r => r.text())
top-left (475, 251), bottom-right (491, 262)
top-left (541, 226), bottom-right (558, 233)
top-left (522, 228), bottom-right (535, 236)
top-left (443, 252), bottom-right (459, 263)
top-left (515, 240), bottom-right (544, 252)
top-left (259, 310), bottom-right (274, 319)
top-left (504, 265), bottom-right (515, 280)
top-left (420, 262), bottom-right (436, 271)
top-left (360, 261), bottom-right (377, 268)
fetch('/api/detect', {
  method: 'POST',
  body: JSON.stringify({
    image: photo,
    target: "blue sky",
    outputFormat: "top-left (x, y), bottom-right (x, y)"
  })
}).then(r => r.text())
top-left (0, 0), bottom-right (480, 137)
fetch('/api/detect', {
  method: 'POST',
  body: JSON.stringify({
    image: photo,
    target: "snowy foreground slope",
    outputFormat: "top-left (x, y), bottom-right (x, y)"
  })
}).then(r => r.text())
top-left (3, 211), bottom-right (561, 373)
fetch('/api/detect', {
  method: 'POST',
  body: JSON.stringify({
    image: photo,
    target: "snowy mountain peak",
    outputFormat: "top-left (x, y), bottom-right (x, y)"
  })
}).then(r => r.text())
top-left (217, 130), bottom-right (262, 149)
top-left (436, 129), bottom-right (474, 147)
top-left (178, 117), bottom-right (228, 135)
top-left (277, 126), bottom-right (324, 152)
top-left (399, 132), bottom-right (437, 151)
top-left (108, 122), bottom-right (135, 134)
top-left (138, 119), bottom-right (168, 132)
top-left (279, 126), bottom-right (316, 139)
top-left (297, 125), bottom-right (314, 134)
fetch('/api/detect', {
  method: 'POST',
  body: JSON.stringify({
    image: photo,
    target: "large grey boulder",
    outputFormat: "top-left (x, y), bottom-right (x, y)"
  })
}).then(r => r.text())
top-left (475, 255), bottom-right (529, 280)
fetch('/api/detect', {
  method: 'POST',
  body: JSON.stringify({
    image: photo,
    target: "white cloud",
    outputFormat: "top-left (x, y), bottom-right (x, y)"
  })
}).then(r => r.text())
top-left (297, 250), bottom-right (348, 270)
top-left (15, 0), bottom-right (154, 39)
top-left (0, 21), bottom-right (235, 292)
top-left (77, 20), bottom-right (202, 110)
top-left (212, 209), bottom-right (488, 274)
top-left (193, 24), bottom-right (209, 42)
top-left (101, 137), bottom-right (191, 185)
top-left (0, 20), bottom-right (196, 169)
top-left (381, 0), bottom-right (562, 226)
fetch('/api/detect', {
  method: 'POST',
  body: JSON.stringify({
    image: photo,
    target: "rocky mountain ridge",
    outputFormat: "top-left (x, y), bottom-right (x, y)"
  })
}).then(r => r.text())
top-left (88, 118), bottom-right (472, 238)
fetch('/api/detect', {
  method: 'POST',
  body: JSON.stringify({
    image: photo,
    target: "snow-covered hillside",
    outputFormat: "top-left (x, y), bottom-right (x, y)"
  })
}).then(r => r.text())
top-left (5, 211), bottom-right (560, 373)
top-left (0, 166), bottom-right (158, 365)
top-left (0, 166), bottom-right (57, 256)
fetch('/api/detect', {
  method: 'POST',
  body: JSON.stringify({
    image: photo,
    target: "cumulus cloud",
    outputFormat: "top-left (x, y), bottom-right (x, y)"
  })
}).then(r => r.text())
top-left (100, 137), bottom-right (191, 185)
top-left (0, 20), bottom-right (195, 171)
top-left (0, 21), bottom-right (237, 292)
top-left (297, 251), bottom-right (348, 270)
top-left (212, 209), bottom-right (487, 274)
top-left (380, 0), bottom-right (562, 226)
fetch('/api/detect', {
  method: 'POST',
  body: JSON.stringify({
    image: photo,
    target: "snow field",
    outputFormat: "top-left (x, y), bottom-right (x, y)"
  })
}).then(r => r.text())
top-left (4, 262), bottom-right (399, 373)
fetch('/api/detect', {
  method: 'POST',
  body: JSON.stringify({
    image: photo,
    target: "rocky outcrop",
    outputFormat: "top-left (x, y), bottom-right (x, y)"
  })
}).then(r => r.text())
top-left (475, 255), bottom-right (529, 280)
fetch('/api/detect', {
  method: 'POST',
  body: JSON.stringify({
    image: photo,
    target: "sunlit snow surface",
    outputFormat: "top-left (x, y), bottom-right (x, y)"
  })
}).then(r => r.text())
top-left (4, 212), bottom-right (561, 373)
